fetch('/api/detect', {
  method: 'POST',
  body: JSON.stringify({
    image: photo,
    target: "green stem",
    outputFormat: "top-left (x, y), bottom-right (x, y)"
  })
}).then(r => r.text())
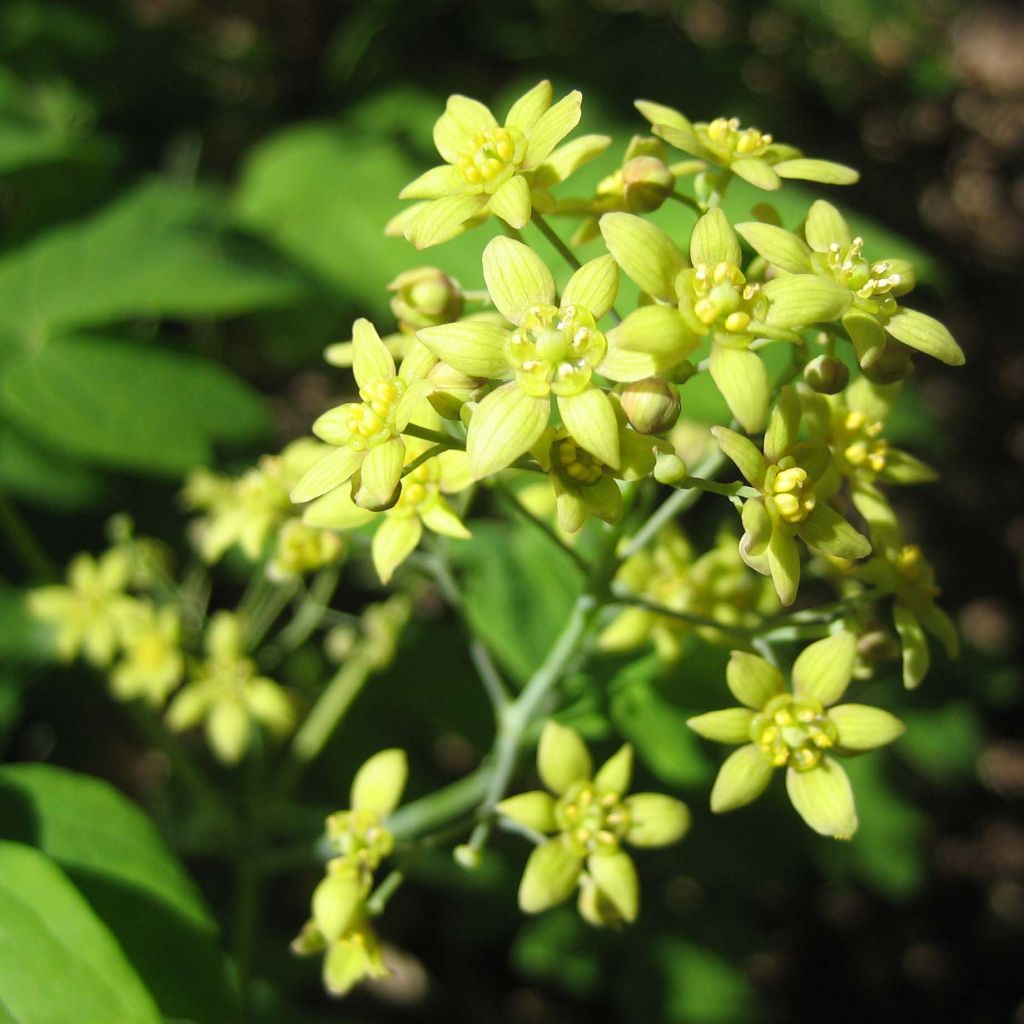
top-left (0, 492), bottom-right (55, 581)
top-left (401, 443), bottom-right (446, 478)
top-left (609, 588), bottom-right (748, 638)
top-left (494, 486), bottom-right (588, 576)
top-left (617, 448), bottom-right (726, 562)
top-left (679, 474), bottom-right (759, 501)
top-left (243, 577), bottom-right (299, 651)
top-left (669, 191), bottom-right (702, 214)
top-left (401, 424), bottom-right (463, 448)
top-left (387, 767), bottom-right (490, 842)
top-left (532, 211), bottom-right (581, 271)
top-left (365, 869), bottom-right (405, 916)
top-left (705, 168), bottom-right (733, 209)
top-left (264, 567), bottom-right (341, 664)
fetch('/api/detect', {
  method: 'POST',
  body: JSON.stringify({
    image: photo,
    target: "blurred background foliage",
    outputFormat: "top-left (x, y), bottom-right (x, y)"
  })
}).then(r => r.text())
top-left (0, 0), bottom-right (1021, 1021)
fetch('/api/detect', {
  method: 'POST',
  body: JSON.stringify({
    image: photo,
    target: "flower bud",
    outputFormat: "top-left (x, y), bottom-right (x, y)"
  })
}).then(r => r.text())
top-left (351, 475), bottom-right (401, 512)
top-left (803, 354), bottom-right (850, 394)
top-left (860, 340), bottom-right (913, 384)
top-left (653, 451), bottom-right (688, 485)
top-left (426, 361), bottom-right (485, 420)
top-left (311, 866), bottom-right (363, 942)
top-left (388, 268), bottom-right (464, 330)
top-left (622, 156), bottom-right (675, 213)
top-left (620, 377), bottom-right (681, 435)
top-left (453, 844), bottom-right (482, 870)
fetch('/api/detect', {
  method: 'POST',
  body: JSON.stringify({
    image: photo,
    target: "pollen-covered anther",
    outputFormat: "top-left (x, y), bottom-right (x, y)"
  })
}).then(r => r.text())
top-left (751, 694), bottom-right (837, 772)
top-left (505, 304), bottom-right (607, 397)
top-left (556, 782), bottom-right (631, 855)
top-left (455, 125), bottom-right (527, 193)
top-left (346, 379), bottom-right (407, 450)
top-left (767, 459), bottom-right (816, 524)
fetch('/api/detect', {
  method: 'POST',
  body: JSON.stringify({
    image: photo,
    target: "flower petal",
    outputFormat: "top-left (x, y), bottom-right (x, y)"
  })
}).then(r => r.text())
top-left (496, 790), bottom-right (557, 833)
top-left (687, 707), bottom-right (756, 744)
top-left (399, 164), bottom-right (462, 200)
top-left (482, 236), bottom-right (556, 324)
top-left (562, 255), bottom-right (619, 320)
top-left (416, 320), bottom-right (509, 379)
top-left (893, 602), bottom-right (929, 690)
top-left (884, 308), bottom-right (964, 366)
top-left (420, 497), bottom-right (471, 539)
top-left (606, 304), bottom-right (697, 361)
top-left (763, 275), bottom-right (852, 328)
top-left (735, 221), bottom-right (812, 274)
top-left (588, 850), bottom-right (638, 923)
top-left (466, 383), bottom-right (550, 478)
top-left (785, 758), bottom-right (858, 839)
top-left (830, 704), bottom-right (906, 751)
top-left (730, 158), bottom-right (781, 191)
top-left (726, 651), bottom-right (785, 708)
top-left (763, 385), bottom-right (800, 463)
top-left (690, 208), bottom-right (741, 268)
top-left (792, 630), bottom-right (857, 705)
top-left (558, 388), bottom-right (620, 469)
top-left (538, 719), bottom-right (592, 795)
top-left (406, 193), bottom-right (488, 249)
top-left (303, 482), bottom-right (377, 529)
top-left (351, 748), bottom-right (408, 816)
top-left (352, 318), bottom-right (395, 389)
top-left (518, 837), bottom-right (583, 913)
top-left (489, 173), bottom-right (532, 229)
top-left (290, 447), bottom-right (364, 504)
top-left (797, 505), bottom-right (871, 561)
top-left (535, 134), bottom-right (612, 186)
top-left (710, 744), bottom-right (774, 812)
top-left (357, 437), bottom-right (404, 509)
top-left (710, 426), bottom-right (766, 486)
top-left (773, 158), bottom-right (859, 185)
top-left (371, 515), bottom-right (422, 584)
top-left (523, 90), bottom-right (582, 169)
top-left (593, 743), bottom-right (633, 796)
top-left (599, 212), bottom-right (686, 301)
top-left (505, 80), bottom-right (552, 133)
top-left (709, 344), bottom-right (770, 434)
top-left (623, 794), bottom-right (691, 847)
top-left (804, 199), bottom-right (850, 251)
top-left (767, 528), bottom-right (801, 606)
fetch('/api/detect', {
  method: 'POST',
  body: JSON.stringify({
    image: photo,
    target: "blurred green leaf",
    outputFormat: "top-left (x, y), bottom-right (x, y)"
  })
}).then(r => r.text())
top-left (898, 702), bottom-right (983, 783)
top-left (0, 764), bottom-right (234, 1023)
top-left (512, 909), bottom-right (600, 997)
top-left (656, 937), bottom-right (755, 1024)
top-left (609, 655), bottom-right (711, 787)
top-left (0, 180), bottom-right (307, 347)
top-left (0, 334), bottom-right (269, 473)
top-left (448, 520), bottom-right (582, 683)
top-left (0, 584), bottom-right (54, 662)
top-left (0, 428), bottom-right (106, 507)
top-left (0, 839), bottom-right (162, 1023)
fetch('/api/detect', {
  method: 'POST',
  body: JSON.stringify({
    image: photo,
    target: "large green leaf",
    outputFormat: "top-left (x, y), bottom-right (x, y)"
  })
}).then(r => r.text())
top-left (0, 427), bottom-right (106, 507)
top-left (0, 840), bottom-right (162, 1024)
top-left (655, 937), bottom-right (755, 1024)
top-left (0, 333), bottom-right (269, 473)
top-left (0, 764), bottom-right (234, 1023)
top-left (0, 179), bottom-right (306, 347)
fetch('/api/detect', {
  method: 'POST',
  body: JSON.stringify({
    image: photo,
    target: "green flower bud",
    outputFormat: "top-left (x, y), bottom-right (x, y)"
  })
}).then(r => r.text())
top-left (351, 748), bottom-right (408, 817)
top-left (351, 475), bottom-right (401, 513)
top-left (803, 354), bottom-right (850, 394)
top-left (653, 451), bottom-right (688, 485)
top-left (388, 268), bottom-right (464, 329)
top-left (620, 377), bottom-right (681, 435)
top-left (622, 155), bottom-right (675, 213)
top-left (426, 361), bottom-right (485, 420)
top-left (453, 844), bottom-right (482, 870)
top-left (312, 864), bottom-right (364, 942)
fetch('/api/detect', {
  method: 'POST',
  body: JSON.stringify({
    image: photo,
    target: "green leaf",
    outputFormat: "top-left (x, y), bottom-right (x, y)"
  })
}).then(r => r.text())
top-left (898, 702), bottom-right (983, 783)
top-left (0, 840), bottom-right (162, 1023)
top-left (657, 937), bottom-right (755, 1024)
top-left (0, 181), bottom-right (305, 346)
top-left (449, 520), bottom-right (581, 683)
top-left (0, 428), bottom-right (106, 509)
top-left (0, 765), bottom-right (234, 1022)
top-left (0, 334), bottom-right (269, 474)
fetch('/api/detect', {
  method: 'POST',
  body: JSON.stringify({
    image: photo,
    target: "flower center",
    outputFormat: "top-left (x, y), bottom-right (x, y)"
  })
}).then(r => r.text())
top-left (835, 409), bottom-right (888, 475)
top-left (326, 809), bottom-right (395, 872)
top-left (505, 303), bottom-right (608, 397)
top-left (134, 633), bottom-right (169, 669)
top-left (703, 117), bottom-right (773, 158)
top-left (751, 694), bottom-right (837, 771)
top-left (555, 783), bottom-right (631, 855)
top-left (688, 261), bottom-right (763, 334)
top-left (455, 125), bottom-right (527, 194)
top-left (766, 456), bottom-right (816, 524)
top-left (345, 378), bottom-right (407, 451)
top-left (553, 436), bottom-right (604, 486)
top-left (814, 237), bottom-right (902, 314)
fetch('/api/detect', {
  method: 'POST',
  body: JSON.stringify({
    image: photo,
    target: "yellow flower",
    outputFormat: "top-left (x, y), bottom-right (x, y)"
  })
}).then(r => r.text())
top-left (291, 319), bottom-right (436, 508)
top-left (396, 81), bottom-right (587, 248)
top-left (29, 548), bottom-right (138, 665)
top-left (165, 612), bottom-right (295, 764)
top-left (110, 603), bottom-right (183, 706)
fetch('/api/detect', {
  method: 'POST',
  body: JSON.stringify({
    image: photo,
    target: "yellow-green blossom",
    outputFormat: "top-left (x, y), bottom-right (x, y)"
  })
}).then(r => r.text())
top-left (635, 102), bottom-right (859, 192)
top-left (109, 603), bottom-right (183, 706)
top-left (713, 386), bottom-right (871, 605)
top-left (688, 632), bottom-right (904, 838)
top-left (29, 548), bottom-right (138, 665)
top-left (395, 80), bottom-right (602, 248)
top-left (291, 319), bottom-right (435, 508)
top-left (601, 208), bottom-right (850, 432)
top-left (600, 526), bottom-right (779, 659)
top-left (498, 721), bottom-right (689, 926)
top-left (184, 438), bottom-right (329, 565)
top-left (417, 237), bottom-right (694, 478)
top-left (292, 749), bottom-right (408, 997)
top-left (736, 200), bottom-right (964, 369)
top-left (166, 611), bottom-right (295, 764)
top-left (267, 519), bottom-right (346, 583)
top-left (305, 427), bottom-right (472, 584)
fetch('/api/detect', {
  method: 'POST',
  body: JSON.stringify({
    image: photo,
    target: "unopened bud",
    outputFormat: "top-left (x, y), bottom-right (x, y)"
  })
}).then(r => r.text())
top-left (804, 354), bottom-right (850, 394)
top-left (388, 268), bottom-right (464, 329)
top-left (620, 377), bottom-right (681, 435)
top-left (653, 451), bottom-right (688, 485)
top-left (622, 156), bottom-right (675, 213)
top-left (453, 844), bottom-right (482, 870)
top-left (426, 361), bottom-right (485, 420)
top-left (351, 476), bottom-right (401, 513)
